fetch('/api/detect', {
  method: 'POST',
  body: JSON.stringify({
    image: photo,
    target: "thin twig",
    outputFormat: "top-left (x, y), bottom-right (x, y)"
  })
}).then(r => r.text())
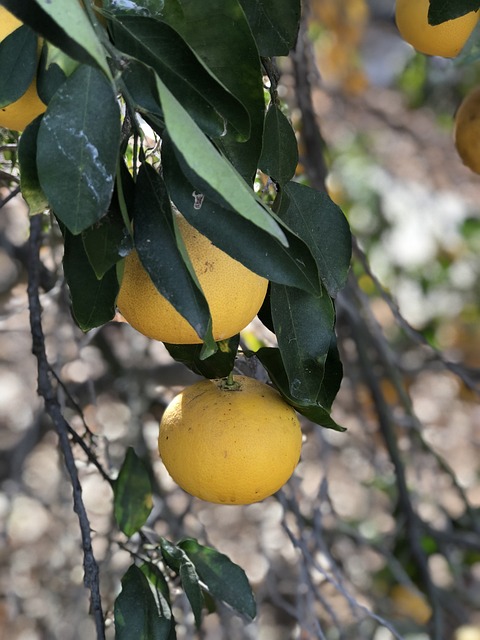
top-left (27, 214), bottom-right (106, 640)
top-left (0, 185), bottom-right (21, 209)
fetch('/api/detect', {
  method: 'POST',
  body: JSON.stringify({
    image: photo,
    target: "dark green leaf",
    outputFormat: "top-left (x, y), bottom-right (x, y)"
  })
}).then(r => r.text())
top-left (62, 228), bottom-right (118, 331)
top-left (113, 448), bottom-right (153, 537)
top-left (140, 563), bottom-right (176, 639)
top-left (259, 104), bottom-right (298, 186)
top-left (161, 135), bottom-right (319, 294)
top-left (114, 565), bottom-right (171, 640)
top-left (271, 283), bottom-right (335, 403)
top-left (179, 538), bottom-right (256, 621)
top-left (18, 116), bottom-right (48, 214)
top-left (239, 0), bottom-right (301, 56)
top-left (121, 59), bottom-right (164, 128)
top-left (0, 0), bottom-right (110, 76)
top-left (36, 42), bottom-right (77, 105)
top-left (0, 26), bottom-right (38, 108)
top-left (428, 0), bottom-right (480, 24)
top-left (160, 538), bottom-right (185, 572)
top-left (111, 16), bottom-right (249, 140)
top-left (276, 182), bottom-right (351, 297)
top-left (37, 64), bottom-right (120, 235)
top-left (82, 167), bottom-right (133, 279)
top-left (249, 347), bottom-right (346, 431)
top-left (132, 162), bottom-right (214, 348)
top-left (179, 562), bottom-right (204, 629)
top-left (162, 0), bottom-right (265, 181)
top-left (154, 74), bottom-right (287, 245)
top-left (164, 335), bottom-right (240, 378)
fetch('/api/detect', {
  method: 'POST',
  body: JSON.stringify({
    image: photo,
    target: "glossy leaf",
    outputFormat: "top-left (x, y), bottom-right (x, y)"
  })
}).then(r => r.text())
top-left (0, 0), bottom-right (110, 77)
top-left (82, 167), bottom-right (134, 278)
top-left (179, 538), bottom-right (256, 621)
top-left (120, 59), bottom-right (164, 127)
top-left (114, 448), bottom-right (153, 538)
top-left (165, 335), bottom-right (239, 377)
top-left (239, 0), bottom-right (301, 56)
top-left (111, 16), bottom-right (249, 140)
top-left (37, 42), bottom-right (78, 105)
top-left (37, 64), bottom-right (120, 235)
top-left (275, 182), bottom-right (351, 297)
top-left (250, 347), bottom-right (346, 431)
top-left (62, 228), bottom-right (118, 331)
top-left (270, 283), bottom-right (335, 403)
top-left (114, 565), bottom-right (171, 640)
top-left (154, 73), bottom-right (287, 245)
top-left (132, 162), bottom-right (215, 349)
top-left (0, 26), bottom-right (38, 108)
top-left (259, 104), bottom-right (298, 186)
top-left (179, 562), bottom-right (204, 629)
top-left (428, 0), bottom-right (480, 24)
top-left (18, 116), bottom-right (48, 214)
top-left (161, 136), bottom-right (320, 294)
top-left (162, 0), bottom-right (265, 181)
top-left (140, 564), bottom-right (176, 640)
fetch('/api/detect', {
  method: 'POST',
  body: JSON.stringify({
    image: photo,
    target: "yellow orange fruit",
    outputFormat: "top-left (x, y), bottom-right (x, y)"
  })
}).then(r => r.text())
top-left (0, 6), bottom-right (46, 131)
top-left (158, 375), bottom-right (302, 504)
top-left (116, 214), bottom-right (268, 344)
top-left (454, 86), bottom-right (480, 174)
top-left (390, 584), bottom-right (432, 625)
top-left (395, 0), bottom-right (479, 58)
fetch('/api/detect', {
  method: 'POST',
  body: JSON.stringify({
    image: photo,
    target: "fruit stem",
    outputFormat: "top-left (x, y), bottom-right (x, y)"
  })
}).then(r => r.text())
top-left (222, 371), bottom-right (241, 392)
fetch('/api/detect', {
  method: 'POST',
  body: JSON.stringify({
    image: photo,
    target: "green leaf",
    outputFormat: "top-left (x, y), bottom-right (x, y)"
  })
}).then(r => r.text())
top-left (131, 162), bottom-right (215, 349)
top-left (428, 0), bottom-right (480, 24)
top-left (270, 283), bottom-right (335, 403)
top-left (37, 64), bottom-right (120, 235)
top-left (140, 563), bottom-right (176, 640)
top-left (179, 562), bottom-right (204, 629)
top-left (179, 538), bottom-right (256, 621)
top-left (161, 135), bottom-right (320, 295)
top-left (258, 104), bottom-right (298, 186)
top-left (0, 0), bottom-right (110, 77)
top-left (164, 335), bottom-right (240, 378)
top-left (276, 182), bottom-right (351, 297)
top-left (114, 565), bottom-right (171, 640)
top-left (0, 26), bottom-right (38, 108)
top-left (114, 448), bottom-right (153, 537)
top-left (120, 59), bottom-right (164, 128)
top-left (239, 0), bottom-right (301, 56)
top-left (37, 42), bottom-right (78, 105)
top-left (62, 228), bottom-right (118, 331)
top-left (111, 16), bottom-right (249, 140)
top-left (82, 168), bottom-right (133, 279)
top-left (154, 74), bottom-right (287, 245)
top-left (162, 0), bottom-right (265, 181)
top-left (18, 116), bottom-right (49, 214)
top-left (249, 347), bottom-right (346, 431)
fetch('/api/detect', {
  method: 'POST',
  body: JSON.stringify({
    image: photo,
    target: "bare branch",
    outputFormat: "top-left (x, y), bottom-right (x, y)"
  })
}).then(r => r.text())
top-left (27, 213), bottom-right (106, 640)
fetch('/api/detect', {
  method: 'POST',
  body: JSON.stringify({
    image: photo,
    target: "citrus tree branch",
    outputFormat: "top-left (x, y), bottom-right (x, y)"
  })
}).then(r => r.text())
top-left (27, 213), bottom-right (106, 640)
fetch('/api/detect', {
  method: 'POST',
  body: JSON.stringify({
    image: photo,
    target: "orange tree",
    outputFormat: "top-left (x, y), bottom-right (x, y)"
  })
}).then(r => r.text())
top-left (0, 0), bottom-right (351, 637)
top-left (1, 0), bottom-right (479, 638)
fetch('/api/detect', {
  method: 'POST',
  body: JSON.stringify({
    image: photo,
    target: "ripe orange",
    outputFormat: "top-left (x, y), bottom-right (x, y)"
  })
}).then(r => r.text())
top-left (0, 6), bottom-right (46, 131)
top-left (158, 375), bottom-right (302, 504)
top-left (116, 214), bottom-right (268, 344)
top-left (454, 86), bottom-right (480, 174)
top-left (395, 0), bottom-right (479, 58)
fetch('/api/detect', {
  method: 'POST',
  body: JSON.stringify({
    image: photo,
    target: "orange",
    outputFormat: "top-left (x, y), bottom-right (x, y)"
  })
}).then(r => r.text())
top-left (454, 86), bottom-right (480, 174)
top-left (117, 214), bottom-right (268, 344)
top-left (395, 0), bottom-right (479, 58)
top-left (0, 6), bottom-right (46, 131)
top-left (158, 375), bottom-right (302, 504)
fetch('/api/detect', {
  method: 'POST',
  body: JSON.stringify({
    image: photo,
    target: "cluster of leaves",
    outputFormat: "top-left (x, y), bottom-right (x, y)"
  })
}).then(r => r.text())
top-left (114, 449), bottom-right (255, 636)
top-left (0, 0), bottom-right (352, 430)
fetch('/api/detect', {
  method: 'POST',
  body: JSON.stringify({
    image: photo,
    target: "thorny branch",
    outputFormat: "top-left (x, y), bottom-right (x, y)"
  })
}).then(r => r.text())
top-left (27, 213), bottom-right (106, 640)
